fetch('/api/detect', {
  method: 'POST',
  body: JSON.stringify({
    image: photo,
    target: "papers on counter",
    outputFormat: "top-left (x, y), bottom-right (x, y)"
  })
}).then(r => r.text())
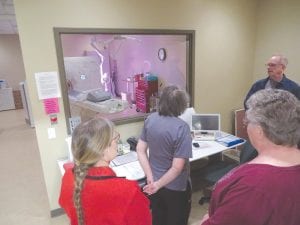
top-left (111, 151), bottom-right (138, 166)
top-left (112, 160), bottom-right (145, 181)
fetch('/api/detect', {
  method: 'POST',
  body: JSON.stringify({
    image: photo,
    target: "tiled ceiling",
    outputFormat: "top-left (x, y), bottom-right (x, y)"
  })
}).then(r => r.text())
top-left (0, 0), bottom-right (17, 34)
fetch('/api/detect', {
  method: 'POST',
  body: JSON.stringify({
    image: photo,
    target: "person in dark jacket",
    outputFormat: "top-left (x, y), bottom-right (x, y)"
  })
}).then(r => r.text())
top-left (244, 54), bottom-right (300, 109)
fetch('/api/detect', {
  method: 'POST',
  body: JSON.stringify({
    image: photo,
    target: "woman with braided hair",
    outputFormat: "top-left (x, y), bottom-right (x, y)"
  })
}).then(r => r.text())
top-left (59, 118), bottom-right (151, 225)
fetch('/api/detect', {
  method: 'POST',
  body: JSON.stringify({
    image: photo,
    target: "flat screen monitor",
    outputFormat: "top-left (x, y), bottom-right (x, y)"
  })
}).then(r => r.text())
top-left (191, 114), bottom-right (220, 132)
top-left (178, 107), bottom-right (196, 129)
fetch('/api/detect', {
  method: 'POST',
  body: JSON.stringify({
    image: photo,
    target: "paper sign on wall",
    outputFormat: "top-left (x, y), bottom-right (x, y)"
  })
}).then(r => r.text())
top-left (43, 98), bottom-right (60, 114)
top-left (35, 71), bottom-right (61, 100)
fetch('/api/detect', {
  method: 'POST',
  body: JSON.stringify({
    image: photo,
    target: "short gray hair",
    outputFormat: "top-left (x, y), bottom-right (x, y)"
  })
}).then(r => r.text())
top-left (246, 89), bottom-right (300, 147)
top-left (272, 54), bottom-right (288, 66)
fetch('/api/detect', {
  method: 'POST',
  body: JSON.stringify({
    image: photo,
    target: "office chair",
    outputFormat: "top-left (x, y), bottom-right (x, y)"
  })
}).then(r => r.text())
top-left (198, 141), bottom-right (258, 205)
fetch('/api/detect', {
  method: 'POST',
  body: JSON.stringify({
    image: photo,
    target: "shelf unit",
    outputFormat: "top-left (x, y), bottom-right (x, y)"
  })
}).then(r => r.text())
top-left (0, 88), bottom-right (15, 111)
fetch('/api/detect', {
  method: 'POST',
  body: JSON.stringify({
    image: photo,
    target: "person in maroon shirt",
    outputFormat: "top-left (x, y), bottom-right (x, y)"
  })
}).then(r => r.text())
top-left (199, 89), bottom-right (300, 225)
top-left (59, 118), bottom-right (151, 225)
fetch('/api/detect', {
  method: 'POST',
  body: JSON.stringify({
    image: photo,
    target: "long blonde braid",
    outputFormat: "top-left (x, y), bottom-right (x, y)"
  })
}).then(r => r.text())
top-left (73, 163), bottom-right (90, 225)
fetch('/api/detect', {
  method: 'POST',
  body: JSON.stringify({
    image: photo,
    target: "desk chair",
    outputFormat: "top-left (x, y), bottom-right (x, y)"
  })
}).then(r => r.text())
top-left (198, 141), bottom-right (257, 205)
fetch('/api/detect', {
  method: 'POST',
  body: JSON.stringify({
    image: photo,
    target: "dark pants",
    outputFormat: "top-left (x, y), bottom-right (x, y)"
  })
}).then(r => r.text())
top-left (149, 183), bottom-right (191, 225)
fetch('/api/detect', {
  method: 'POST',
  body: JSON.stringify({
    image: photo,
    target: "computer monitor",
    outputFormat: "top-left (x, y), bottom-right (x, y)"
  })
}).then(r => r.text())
top-left (179, 107), bottom-right (196, 129)
top-left (191, 114), bottom-right (220, 133)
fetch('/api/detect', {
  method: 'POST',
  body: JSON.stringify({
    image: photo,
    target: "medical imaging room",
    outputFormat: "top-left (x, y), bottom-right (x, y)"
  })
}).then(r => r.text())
top-left (58, 32), bottom-right (192, 126)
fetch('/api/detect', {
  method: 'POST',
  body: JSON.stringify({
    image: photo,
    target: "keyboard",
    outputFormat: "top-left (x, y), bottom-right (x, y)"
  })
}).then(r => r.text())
top-left (194, 134), bottom-right (216, 141)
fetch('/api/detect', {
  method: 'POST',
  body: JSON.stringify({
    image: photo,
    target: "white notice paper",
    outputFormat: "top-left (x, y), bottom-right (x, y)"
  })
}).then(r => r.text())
top-left (35, 71), bottom-right (61, 100)
top-left (111, 151), bottom-right (138, 166)
top-left (112, 161), bottom-right (145, 180)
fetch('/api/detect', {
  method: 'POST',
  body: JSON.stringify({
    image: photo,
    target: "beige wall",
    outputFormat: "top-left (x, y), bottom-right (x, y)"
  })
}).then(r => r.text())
top-left (254, 0), bottom-right (300, 84)
top-left (0, 34), bottom-right (26, 90)
top-left (14, 0), bottom-right (258, 211)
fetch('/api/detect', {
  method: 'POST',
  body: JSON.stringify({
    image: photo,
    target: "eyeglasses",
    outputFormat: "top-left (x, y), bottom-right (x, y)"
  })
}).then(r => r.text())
top-left (243, 118), bottom-right (249, 127)
top-left (112, 131), bottom-right (120, 142)
top-left (265, 63), bottom-right (282, 68)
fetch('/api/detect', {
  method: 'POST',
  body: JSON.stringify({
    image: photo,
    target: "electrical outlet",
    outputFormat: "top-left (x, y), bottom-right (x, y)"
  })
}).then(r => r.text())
top-left (69, 116), bottom-right (81, 133)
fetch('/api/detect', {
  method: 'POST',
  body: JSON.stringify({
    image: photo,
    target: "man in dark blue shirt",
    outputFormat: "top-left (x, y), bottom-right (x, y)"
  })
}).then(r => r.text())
top-left (244, 54), bottom-right (300, 109)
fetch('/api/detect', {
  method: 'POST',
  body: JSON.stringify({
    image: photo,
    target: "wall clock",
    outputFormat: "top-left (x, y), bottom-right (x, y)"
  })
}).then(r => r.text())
top-left (158, 48), bottom-right (167, 61)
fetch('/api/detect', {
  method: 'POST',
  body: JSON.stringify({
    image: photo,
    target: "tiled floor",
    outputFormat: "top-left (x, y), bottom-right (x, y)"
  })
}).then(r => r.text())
top-left (0, 109), bottom-right (209, 225)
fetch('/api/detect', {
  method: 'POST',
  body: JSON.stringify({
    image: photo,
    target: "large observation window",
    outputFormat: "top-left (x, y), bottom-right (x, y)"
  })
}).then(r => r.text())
top-left (54, 28), bottom-right (195, 134)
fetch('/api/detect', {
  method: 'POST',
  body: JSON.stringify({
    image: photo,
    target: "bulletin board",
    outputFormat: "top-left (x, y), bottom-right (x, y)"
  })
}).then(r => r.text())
top-left (234, 108), bottom-right (248, 141)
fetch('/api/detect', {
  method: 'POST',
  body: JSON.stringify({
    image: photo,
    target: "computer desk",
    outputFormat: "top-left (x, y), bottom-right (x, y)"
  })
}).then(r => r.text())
top-left (190, 139), bottom-right (244, 162)
top-left (58, 135), bottom-right (245, 185)
top-left (110, 139), bottom-right (245, 183)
